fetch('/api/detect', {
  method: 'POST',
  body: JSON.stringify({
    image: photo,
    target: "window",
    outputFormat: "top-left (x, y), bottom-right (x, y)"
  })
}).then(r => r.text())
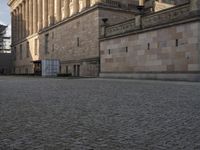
top-left (34, 39), bottom-right (38, 55)
top-left (108, 49), bottom-right (111, 55)
top-left (52, 44), bottom-right (54, 52)
top-left (66, 66), bottom-right (68, 74)
top-left (20, 44), bottom-right (22, 60)
top-left (14, 47), bottom-right (17, 60)
top-left (147, 43), bottom-right (150, 50)
top-left (52, 32), bottom-right (54, 39)
top-left (77, 37), bottom-right (80, 47)
top-left (25, 68), bottom-right (28, 74)
top-left (176, 39), bottom-right (179, 47)
top-left (126, 47), bottom-right (128, 53)
top-left (26, 42), bottom-right (30, 58)
top-left (45, 34), bottom-right (49, 54)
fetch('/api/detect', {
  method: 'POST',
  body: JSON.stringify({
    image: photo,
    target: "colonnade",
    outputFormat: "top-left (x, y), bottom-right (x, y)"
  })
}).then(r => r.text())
top-left (11, 0), bottom-right (102, 43)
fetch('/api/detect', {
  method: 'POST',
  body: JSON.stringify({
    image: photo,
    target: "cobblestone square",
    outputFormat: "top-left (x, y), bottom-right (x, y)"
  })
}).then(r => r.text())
top-left (0, 76), bottom-right (200, 150)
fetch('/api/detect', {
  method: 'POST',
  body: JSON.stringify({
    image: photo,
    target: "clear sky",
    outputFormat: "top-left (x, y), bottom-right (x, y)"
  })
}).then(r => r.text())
top-left (0, 0), bottom-right (10, 25)
top-left (0, 0), bottom-right (11, 36)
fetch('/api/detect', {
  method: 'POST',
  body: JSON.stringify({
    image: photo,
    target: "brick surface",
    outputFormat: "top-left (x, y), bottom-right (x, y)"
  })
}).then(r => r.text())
top-left (0, 76), bottom-right (200, 150)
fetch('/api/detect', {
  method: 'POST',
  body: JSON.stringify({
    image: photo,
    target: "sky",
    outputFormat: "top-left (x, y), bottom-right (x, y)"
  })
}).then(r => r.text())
top-left (0, 0), bottom-right (11, 36)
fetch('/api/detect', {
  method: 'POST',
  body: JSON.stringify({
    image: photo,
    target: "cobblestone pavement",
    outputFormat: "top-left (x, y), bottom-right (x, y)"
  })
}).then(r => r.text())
top-left (0, 76), bottom-right (200, 150)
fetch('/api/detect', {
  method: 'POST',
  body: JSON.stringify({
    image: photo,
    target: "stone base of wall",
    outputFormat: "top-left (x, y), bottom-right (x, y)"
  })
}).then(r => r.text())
top-left (100, 72), bottom-right (200, 81)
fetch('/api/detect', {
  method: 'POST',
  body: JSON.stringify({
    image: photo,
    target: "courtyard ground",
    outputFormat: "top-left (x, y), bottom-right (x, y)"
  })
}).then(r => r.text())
top-left (0, 76), bottom-right (200, 150)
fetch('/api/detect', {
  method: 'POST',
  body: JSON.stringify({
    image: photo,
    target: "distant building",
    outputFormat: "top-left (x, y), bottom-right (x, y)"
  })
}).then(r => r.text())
top-left (0, 24), bottom-right (7, 51)
top-left (0, 24), bottom-right (13, 74)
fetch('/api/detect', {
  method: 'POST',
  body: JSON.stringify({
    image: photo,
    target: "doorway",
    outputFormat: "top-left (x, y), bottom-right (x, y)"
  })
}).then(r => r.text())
top-left (33, 61), bottom-right (41, 75)
top-left (73, 64), bottom-right (80, 77)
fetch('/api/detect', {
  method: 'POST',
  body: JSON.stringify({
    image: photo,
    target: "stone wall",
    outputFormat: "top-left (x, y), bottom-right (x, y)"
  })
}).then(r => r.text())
top-left (14, 6), bottom-right (135, 76)
top-left (100, 22), bottom-right (200, 73)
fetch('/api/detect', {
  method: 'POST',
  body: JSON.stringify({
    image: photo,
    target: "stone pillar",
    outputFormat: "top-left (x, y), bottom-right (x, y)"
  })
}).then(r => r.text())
top-left (139, 0), bottom-right (145, 6)
top-left (70, 0), bottom-right (79, 16)
top-left (79, 0), bottom-right (89, 12)
top-left (29, 0), bottom-right (33, 35)
top-left (22, 1), bottom-right (26, 38)
top-left (16, 8), bottom-right (19, 41)
top-left (190, 0), bottom-right (200, 11)
top-left (55, 0), bottom-right (61, 22)
top-left (19, 4), bottom-right (22, 40)
top-left (25, 0), bottom-right (29, 36)
top-left (12, 10), bottom-right (17, 43)
top-left (33, 0), bottom-right (38, 33)
top-left (49, 0), bottom-right (55, 25)
top-left (11, 12), bottom-right (14, 43)
top-left (63, 0), bottom-right (70, 18)
top-left (43, 0), bottom-right (48, 28)
top-left (90, 0), bottom-right (101, 6)
top-left (38, 0), bottom-right (43, 30)
top-left (21, 3), bottom-right (23, 38)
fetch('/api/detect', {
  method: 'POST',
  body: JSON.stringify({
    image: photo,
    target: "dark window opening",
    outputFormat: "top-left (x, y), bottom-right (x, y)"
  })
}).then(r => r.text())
top-left (20, 44), bottom-right (22, 60)
top-left (45, 34), bottom-right (49, 54)
top-left (108, 49), bottom-right (111, 55)
top-left (126, 47), bottom-right (128, 53)
top-left (77, 37), bottom-right (80, 47)
top-left (27, 42), bottom-right (30, 57)
top-left (176, 39), bottom-right (179, 47)
top-left (148, 43), bottom-right (150, 50)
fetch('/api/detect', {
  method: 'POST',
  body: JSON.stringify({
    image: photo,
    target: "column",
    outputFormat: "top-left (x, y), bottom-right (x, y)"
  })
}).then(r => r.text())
top-left (43, 0), bottom-right (48, 28)
top-left (90, 0), bottom-right (101, 6)
top-left (25, 0), bottom-right (29, 36)
top-left (79, 0), bottom-right (87, 12)
top-left (33, 0), bottom-right (38, 33)
top-left (11, 12), bottom-right (14, 43)
top-left (63, 0), bottom-right (69, 18)
top-left (38, 0), bottom-right (43, 30)
top-left (55, 0), bottom-right (61, 22)
top-left (16, 8), bottom-right (19, 41)
top-left (70, 0), bottom-right (79, 16)
top-left (49, 0), bottom-right (55, 25)
top-left (139, 0), bottom-right (145, 6)
top-left (22, 1), bottom-right (26, 38)
top-left (13, 11), bottom-right (16, 43)
top-left (74, 0), bottom-right (79, 14)
top-left (19, 4), bottom-right (22, 40)
top-left (29, 0), bottom-right (33, 35)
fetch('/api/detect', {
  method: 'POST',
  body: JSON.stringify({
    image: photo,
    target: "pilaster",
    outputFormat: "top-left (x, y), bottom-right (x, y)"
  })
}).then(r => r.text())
top-left (38, 0), bottom-right (43, 30)
top-left (43, 0), bottom-right (48, 28)
top-left (29, 0), bottom-right (33, 34)
top-left (49, 0), bottom-right (55, 25)
top-left (55, 0), bottom-right (61, 22)
top-left (33, 0), bottom-right (38, 33)
top-left (63, 0), bottom-right (70, 18)
top-left (25, 0), bottom-right (29, 36)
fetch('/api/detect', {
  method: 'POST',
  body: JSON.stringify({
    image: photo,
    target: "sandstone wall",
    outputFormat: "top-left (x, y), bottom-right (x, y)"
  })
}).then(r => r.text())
top-left (14, 6), bottom-right (135, 76)
top-left (100, 22), bottom-right (200, 73)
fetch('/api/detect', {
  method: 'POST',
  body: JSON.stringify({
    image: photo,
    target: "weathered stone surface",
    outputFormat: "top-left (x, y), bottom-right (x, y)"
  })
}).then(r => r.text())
top-left (101, 22), bottom-right (200, 73)
top-left (10, 0), bottom-right (136, 76)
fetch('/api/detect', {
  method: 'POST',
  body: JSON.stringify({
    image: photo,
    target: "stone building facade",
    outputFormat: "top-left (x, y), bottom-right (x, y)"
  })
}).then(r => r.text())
top-left (8, 0), bottom-right (138, 76)
top-left (9, 0), bottom-right (199, 80)
top-left (100, 0), bottom-right (200, 81)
